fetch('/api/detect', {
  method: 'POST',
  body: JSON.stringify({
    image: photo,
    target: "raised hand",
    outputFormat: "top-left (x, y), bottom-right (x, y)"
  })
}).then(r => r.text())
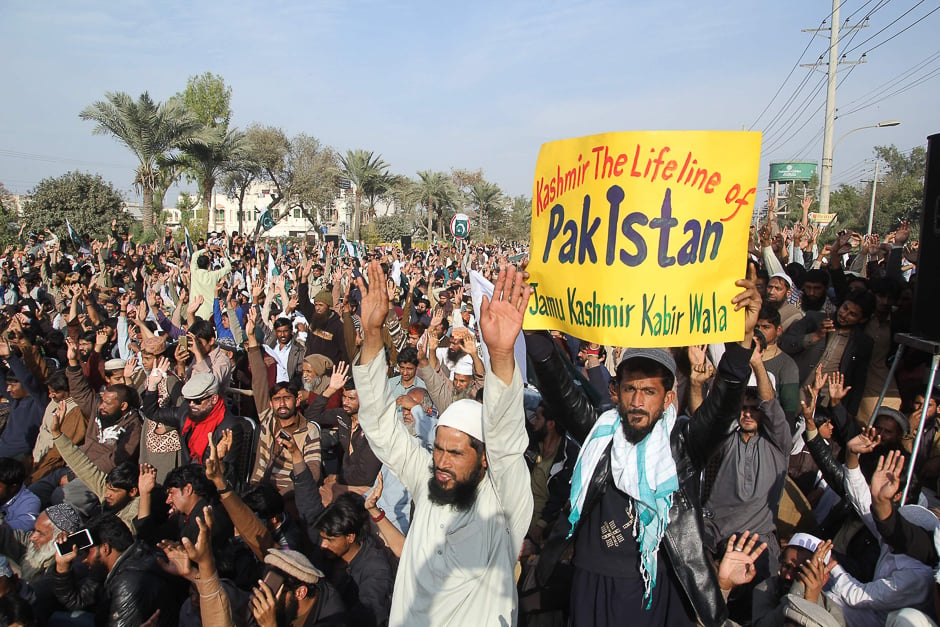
top-left (797, 539), bottom-right (836, 604)
top-left (181, 505), bottom-right (215, 566)
top-left (357, 261), bottom-right (389, 334)
top-left (847, 426), bottom-right (881, 456)
top-left (50, 400), bottom-right (67, 437)
top-left (204, 433), bottom-right (226, 489)
top-left (732, 263), bottom-right (762, 348)
top-left (717, 531), bottom-right (768, 591)
top-left (479, 265), bottom-right (532, 357)
top-left (138, 464), bottom-right (157, 495)
top-left (158, 540), bottom-right (195, 581)
top-left (329, 361), bottom-right (350, 391)
top-left (365, 472), bottom-right (384, 512)
top-left (870, 449), bottom-right (905, 506)
top-left (690, 361), bottom-right (716, 387)
top-left (827, 372), bottom-right (852, 407)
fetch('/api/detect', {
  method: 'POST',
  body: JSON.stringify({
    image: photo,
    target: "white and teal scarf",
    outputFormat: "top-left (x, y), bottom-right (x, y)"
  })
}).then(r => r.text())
top-left (567, 405), bottom-right (679, 608)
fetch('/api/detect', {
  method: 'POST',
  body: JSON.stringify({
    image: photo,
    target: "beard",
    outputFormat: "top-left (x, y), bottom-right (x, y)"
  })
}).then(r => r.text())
top-left (618, 406), bottom-right (664, 444)
top-left (446, 347), bottom-right (466, 363)
top-left (302, 376), bottom-right (321, 393)
top-left (276, 592), bottom-right (300, 626)
top-left (21, 540), bottom-right (57, 580)
top-left (427, 461), bottom-right (485, 512)
top-left (98, 407), bottom-right (122, 428)
top-left (311, 310), bottom-right (330, 327)
top-left (801, 293), bottom-right (826, 312)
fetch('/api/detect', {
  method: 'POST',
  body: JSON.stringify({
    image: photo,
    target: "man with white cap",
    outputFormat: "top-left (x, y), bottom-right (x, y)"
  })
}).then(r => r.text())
top-left (352, 261), bottom-right (532, 626)
top-left (765, 273), bottom-right (803, 332)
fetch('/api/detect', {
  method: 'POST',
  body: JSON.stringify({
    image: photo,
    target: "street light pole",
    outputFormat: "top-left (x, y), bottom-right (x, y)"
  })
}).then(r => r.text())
top-left (819, 120), bottom-right (900, 213)
top-left (818, 0), bottom-right (842, 215)
top-left (867, 159), bottom-right (880, 236)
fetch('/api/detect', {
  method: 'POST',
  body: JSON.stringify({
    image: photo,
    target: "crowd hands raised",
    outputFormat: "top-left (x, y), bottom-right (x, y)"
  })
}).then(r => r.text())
top-left (0, 208), bottom-right (931, 627)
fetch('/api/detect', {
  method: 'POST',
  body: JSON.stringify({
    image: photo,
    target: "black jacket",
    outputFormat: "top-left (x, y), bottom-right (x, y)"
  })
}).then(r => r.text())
top-left (527, 331), bottom-right (750, 626)
top-left (52, 540), bottom-right (179, 626)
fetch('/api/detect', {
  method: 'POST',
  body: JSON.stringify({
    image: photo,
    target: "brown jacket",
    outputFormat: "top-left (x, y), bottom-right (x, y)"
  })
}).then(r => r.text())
top-left (66, 366), bottom-right (141, 473)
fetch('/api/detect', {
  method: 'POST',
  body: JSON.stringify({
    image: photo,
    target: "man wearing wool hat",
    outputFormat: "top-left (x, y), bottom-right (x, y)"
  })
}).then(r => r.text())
top-left (251, 548), bottom-right (347, 626)
top-left (0, 503), bottom-right (82, 583)
top-left (528, 266), bottom-right (763, 626)
top-left (294, 259), bottom-right (348, 365)
top-left (352, 261), bottom-right (533, 626)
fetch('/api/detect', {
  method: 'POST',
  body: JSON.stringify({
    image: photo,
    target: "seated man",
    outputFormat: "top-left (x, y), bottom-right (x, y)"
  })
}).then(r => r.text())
top-left (0, 503), bottom-right (81, 583)
top-left (0, 457), bottom-right (40, 532)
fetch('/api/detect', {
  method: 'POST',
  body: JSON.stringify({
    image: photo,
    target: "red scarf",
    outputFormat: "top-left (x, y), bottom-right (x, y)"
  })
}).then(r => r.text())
top-left (182, 399), bottom-right (227, 462)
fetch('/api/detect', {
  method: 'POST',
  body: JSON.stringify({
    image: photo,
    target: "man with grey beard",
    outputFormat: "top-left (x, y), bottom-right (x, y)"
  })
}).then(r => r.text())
top-left (0, 503), bottom-right (82, 582)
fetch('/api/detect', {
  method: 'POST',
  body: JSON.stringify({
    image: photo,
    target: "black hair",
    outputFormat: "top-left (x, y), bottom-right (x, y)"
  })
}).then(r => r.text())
top-left (87, 513), bottom-right (134, 552)
top-left (190, 319), bottom-right (216, 342)
top-left (468, 434), bottom-right (485, 458)
top-left (844, 288), bottom-right (876, 320)
top-left (105, 462), bottom-right (139, 492)
top-left (0, 457), bottom-right (25, 487)
top-left (164, 464), bottom-right (217, 500)
top-left (0, 595), bottom-right (35, 627)
top-left (756, 267), bottom-right (769, 283)
top-left (269, 381), bottom-right (299, 398)
top-left (197, 255), bottom-right (210, 270)
top-left (241, 484), bottom-right (285, 520)
top-left (616, 356), bottom-right (676, 392)
top-left (803, 268), bottom-right (830, 288)
top-left (80, 331), bottom-right (96, 344)
top-left (273, 317), bottom-right (293, 330)
top-left (396, 346), bottom-right (419, 367)
top-left (315, 492), bottom-right (368, 542)
top-left (106, 383), bottom-right (140, 411)
top-left (46, 369), bottom-right (69, 393)
top-left (758, 304), bottom-right (781, 327)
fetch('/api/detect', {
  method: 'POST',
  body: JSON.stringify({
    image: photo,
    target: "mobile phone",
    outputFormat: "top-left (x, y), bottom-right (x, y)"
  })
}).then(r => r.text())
top-left (180, 336), bottom-right (188, 351)
top-left (55, 529), bottom-right (94, 556)
top-left (277, 429), bottom-right (291, 442)
top-left (262, 569), bottom-right (286, 595)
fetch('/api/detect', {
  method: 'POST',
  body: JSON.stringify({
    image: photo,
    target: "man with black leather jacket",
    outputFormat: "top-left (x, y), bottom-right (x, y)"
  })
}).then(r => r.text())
top-left (52, 513), bottom-right (180, 626)
top-left (528, 268), bottom-right (761, 626)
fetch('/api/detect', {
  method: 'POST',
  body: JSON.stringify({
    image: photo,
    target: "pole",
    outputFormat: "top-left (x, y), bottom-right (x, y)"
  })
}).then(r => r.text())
top-left (866, 160), bottom-right (879, 236)
top-left (818, 0), bottom-right (841, 214)
top-left (903, 354), bottom-right (940, 504)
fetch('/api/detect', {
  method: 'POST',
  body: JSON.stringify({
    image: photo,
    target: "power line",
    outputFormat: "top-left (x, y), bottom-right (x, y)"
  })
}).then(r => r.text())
top-left (860, 4), bottom-right (940, 54)
top-left (842, 0), bottom-right (928, 55)
top-left (839, 63), bottom-right (940, 116)
top-left (0, 148), bottom-right (129, 169)
top-left (840, 49), bottom-right (940, 108)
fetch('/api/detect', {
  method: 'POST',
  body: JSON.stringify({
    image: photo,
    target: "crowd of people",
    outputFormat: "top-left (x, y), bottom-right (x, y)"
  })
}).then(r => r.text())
top-left (0, 197), bottom-right (933, 627)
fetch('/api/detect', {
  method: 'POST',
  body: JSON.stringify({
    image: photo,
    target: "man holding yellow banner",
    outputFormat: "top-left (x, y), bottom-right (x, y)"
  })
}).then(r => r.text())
top-left (527, 130), bottom-right (761, 348)
top-left (525, 131), bottom-right (765, 625)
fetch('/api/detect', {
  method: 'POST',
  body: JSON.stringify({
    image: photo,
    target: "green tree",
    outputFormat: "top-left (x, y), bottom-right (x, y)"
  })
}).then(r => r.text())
top-left (371, 213), bottom-right (414, 242)
top-left (220, 153), bottom-right (262, 234)
top-left (501, 195), bottom-right (532, 242)
top-left (79, 92), bottom-right (204, 231)
top-left (414, 170), bottom-right (457, 239)
top-left (468, 180), bottom-right (506, 234)
top-left (179, 126), bottom-right (245, 223)
top-left (0, 182), bottom-right (19, 249)
top-left (340, 149), bottom-right (391, 241)
top-left (870, 145), bottom-right (926, 234)
top-left (178, 72), bottom-right (232, 129)
top-left (20, 172), bottom-right (130, 246)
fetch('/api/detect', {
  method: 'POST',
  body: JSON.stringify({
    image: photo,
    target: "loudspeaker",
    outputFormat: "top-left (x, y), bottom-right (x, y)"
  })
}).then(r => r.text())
top-left (911, 132), bottom-right (940, 340)
top-left (401, 235), bottom-right (412, 253)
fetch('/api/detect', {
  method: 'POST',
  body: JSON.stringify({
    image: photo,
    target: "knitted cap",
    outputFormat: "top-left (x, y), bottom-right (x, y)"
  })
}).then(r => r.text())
top-left (46, 503), bottom-right (82, 533)
top-left (313, 290), bottom-right (333, 307)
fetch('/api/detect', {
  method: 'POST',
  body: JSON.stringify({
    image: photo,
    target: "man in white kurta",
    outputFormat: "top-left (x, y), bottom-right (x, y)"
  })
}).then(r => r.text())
top-left (352, 260), bottom-right (533, 627)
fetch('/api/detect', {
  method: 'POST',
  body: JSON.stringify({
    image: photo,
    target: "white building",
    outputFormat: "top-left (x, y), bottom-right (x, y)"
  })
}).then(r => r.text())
top-left (191, 181), bottom-right (397, 239)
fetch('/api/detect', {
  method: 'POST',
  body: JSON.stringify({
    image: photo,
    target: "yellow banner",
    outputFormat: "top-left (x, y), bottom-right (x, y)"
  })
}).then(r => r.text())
top-left (526, 130), bottom-right (761, 348)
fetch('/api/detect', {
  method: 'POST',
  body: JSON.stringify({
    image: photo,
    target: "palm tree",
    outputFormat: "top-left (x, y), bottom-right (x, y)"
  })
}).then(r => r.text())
top-left (178, 126), bottom-right (245, 229)
top-left (468, 180), bottom-right (505, 234)
top-left (414, 170), bottom-right (457, 239)
top-left (80, 92), bottom-right (203, 230)
top-left (340, 149), bottom-right (391, 240)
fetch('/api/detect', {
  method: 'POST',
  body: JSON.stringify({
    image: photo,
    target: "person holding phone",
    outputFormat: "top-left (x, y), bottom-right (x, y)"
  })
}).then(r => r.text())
top-left (51, 513), bottom-right (180, 626)
top-left (250, 548), bottom-right (347, 627)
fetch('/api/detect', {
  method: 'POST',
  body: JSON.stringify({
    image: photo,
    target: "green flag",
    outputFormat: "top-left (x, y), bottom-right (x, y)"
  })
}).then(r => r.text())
top-left (258, 208), bottom-right (275, 232)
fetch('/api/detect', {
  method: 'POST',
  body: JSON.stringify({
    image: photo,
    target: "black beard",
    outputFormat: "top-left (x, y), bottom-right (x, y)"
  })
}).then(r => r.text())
top-left (801, 294), bottom-right (826, 312)
top-left (311, 310), bottom-right (330, 327)
top-left (427, 462), bottom-right (485, 512)
top-left (447, 347), bottom-right (466, 363)
top-left (276, 592), bottom-right (300, 626)
top-left (618, 407), bottom-right (663, 444)
top-left (98, 408), bottom-right (122, 427)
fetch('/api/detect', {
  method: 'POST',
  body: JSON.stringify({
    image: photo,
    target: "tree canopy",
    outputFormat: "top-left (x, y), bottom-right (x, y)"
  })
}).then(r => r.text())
top-left (20, 171), bottom-right (131, 245)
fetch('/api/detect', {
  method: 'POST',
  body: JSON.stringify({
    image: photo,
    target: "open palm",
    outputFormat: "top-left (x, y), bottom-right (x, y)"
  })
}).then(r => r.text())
top-left (479, 265), bottom-right (531, 355)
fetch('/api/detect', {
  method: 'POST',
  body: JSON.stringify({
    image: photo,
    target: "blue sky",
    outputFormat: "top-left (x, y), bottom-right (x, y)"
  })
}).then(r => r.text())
top-left (1, 0), bottom-right (937, 206)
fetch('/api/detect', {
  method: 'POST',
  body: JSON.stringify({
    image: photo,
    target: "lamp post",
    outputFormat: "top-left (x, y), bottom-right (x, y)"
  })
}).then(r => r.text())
top-left (818, 119), bottom-right (900, 214)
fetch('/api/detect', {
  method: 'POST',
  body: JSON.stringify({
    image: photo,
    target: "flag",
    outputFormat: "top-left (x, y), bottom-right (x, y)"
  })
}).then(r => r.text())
top-left (340, 234), bottom-right (358, 259)
top-left (184, 226), bottom-right (194, 257)
top-left (468, 270), bottom-right (527, 382)
top-left (267, 249), bottom-right (279, 282)
top-left (258, 208), bottom-right (275, 232)
top-left (65, 219), bottom-right (90, 255)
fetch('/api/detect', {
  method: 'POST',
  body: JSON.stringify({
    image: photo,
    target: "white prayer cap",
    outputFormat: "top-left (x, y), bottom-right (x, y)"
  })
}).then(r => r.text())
top-left (452, 356), bottom-right (474, 377)
top-left (437, 399), bottom-right (484, 443)
top-left (770, 273), bottom-right (794, 290)
top-left (899, 504), bottom-right (940, 533)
